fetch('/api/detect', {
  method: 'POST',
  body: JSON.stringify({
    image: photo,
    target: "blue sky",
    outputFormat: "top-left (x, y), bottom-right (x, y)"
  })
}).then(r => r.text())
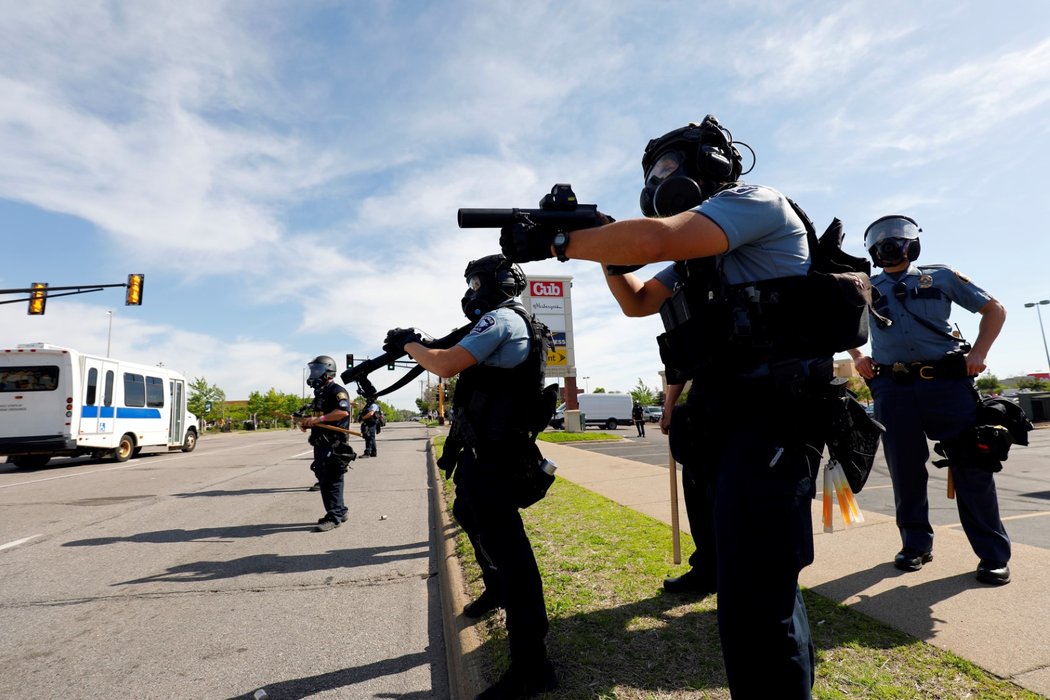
top-left (3, 1), bottom-right (1050, 411)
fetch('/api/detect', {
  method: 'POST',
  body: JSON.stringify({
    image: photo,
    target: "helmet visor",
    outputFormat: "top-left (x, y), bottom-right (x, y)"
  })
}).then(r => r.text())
top-left (865, 216), bottom-right (920, 247)
top-left (644, 151), bottom-right (685, 188)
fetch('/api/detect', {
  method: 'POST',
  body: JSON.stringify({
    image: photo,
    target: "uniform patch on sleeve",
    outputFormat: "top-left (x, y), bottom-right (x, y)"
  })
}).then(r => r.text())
top-left (471, 315), bottom-right (496, 334)
top-left (953, 270), bottom-right (971, 283)
top-left (336, 392), bottom-right (349, 401)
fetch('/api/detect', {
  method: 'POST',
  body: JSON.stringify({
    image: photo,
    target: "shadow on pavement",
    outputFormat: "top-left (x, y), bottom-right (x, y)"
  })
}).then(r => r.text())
top-left (113, 541), bottom-right (430, 584)
top-left (226, 650), bottom-right (432, 700)
top-left (63, 522), bottom-right (316, 546)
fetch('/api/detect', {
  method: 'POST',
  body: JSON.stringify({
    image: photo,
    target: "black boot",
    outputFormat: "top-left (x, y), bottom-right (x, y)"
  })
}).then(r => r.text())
top-left (663, 568), bottom-right (717, 596)
top-left (463, 589), bottom-right (502, 618)
top-left (476, 659), bottom-right (558, 699)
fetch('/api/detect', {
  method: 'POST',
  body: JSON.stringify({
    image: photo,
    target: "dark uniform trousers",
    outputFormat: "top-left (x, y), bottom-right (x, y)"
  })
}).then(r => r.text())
top-left (680, 459), bottom-right (717, 587)
top-left (691, 360), bottom-right (830, 699)
top-left (312, 437), bottom-right (348, 521)
top-left (361, 423), bottom-right (377, 456)
top-left (872, 375), bottom-right (1010, 563)
top-left (451, 446), bottom-right (549, 664)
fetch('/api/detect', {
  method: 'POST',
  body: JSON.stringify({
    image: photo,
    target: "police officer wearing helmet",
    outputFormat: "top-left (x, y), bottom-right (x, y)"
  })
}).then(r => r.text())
top-left (502, 115), bottom-right (840, 698)
top-left (848, 215), bottom-right (1011, 584)
top-left (384, 254), bottom-right (557, 699)
top-left (301, 355), bottom-right (352, 532)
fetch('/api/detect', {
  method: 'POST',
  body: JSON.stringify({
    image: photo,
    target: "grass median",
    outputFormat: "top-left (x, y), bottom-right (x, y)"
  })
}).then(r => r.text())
top-left (433, 437), bottom-right (1041, 699)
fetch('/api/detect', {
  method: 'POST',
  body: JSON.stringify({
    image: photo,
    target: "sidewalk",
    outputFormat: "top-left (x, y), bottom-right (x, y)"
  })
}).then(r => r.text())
top-left (535, 439), bottom-right (1050, 697)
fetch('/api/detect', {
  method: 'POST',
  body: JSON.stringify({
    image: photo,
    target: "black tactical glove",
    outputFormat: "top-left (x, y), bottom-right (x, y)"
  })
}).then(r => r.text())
top-left (383, 327), bottom-right (433, 354)
top-left (499, 214), bottom-right (557, 263)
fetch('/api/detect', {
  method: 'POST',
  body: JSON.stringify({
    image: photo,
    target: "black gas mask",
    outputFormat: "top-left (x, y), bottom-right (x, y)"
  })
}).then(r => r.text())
top-left (461, 254), bottom-right (527, 321)
top-left (639, 115), bottom-right (750, 218)
top-left (864, 215), bottom-right (922, 268)
top-left (306, 355), bottom-right (337, 388)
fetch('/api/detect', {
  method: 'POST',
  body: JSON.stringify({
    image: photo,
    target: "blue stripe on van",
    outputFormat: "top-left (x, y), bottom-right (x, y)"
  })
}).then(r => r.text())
top-left (80, 406), bottom-right (160, 419)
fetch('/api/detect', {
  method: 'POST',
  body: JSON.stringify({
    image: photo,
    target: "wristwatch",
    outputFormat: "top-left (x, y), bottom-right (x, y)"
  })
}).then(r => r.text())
top-left (552, 230), bottom-right (570, 262)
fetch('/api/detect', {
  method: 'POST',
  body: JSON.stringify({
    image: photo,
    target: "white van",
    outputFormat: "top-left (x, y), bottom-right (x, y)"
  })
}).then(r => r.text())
top-left (550, 393), bottom-right (634, 430)
top-left (0, 343), bottom-right (198, 468)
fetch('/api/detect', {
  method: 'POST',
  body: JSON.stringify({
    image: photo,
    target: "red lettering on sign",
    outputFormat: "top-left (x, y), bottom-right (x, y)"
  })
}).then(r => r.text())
top-left (530, 281), bottom-right (564, 297)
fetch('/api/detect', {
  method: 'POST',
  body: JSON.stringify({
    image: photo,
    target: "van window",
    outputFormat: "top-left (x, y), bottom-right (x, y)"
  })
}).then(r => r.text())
top-left (85, 368), bottom-right (98, 405)
top-left (124, 373), bottom-right (146, 407)
top-left (104, 371), bottom-right (114, 406)
top-left (145, 376), bottom-right (164, 408)
top-left (0, 366), bottom-right (59, 392)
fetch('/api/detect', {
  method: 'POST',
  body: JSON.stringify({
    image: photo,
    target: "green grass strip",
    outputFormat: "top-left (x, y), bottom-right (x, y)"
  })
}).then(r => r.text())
top-left (434, 437), bottom-right (1041, 699)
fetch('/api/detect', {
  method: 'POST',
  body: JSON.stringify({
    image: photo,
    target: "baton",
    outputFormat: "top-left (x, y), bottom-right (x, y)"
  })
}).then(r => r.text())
top-left (279, 413), bottom-right (363, 438)
top-left (946, 469), bottom-right (955, 499)
top-left (669, 448), bottom-right (681, 565)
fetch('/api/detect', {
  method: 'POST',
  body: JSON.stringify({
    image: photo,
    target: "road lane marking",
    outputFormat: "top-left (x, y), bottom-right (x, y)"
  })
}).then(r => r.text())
top-left (0, 535), bottom-right (41, 551)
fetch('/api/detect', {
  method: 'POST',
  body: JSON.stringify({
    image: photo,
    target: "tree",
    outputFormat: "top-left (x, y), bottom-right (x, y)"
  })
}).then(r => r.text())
top-left (593, 387), bottom-right (606, 393)
top-left (976, 374), bottom-right (1006, 396)
top-left (188, 377), bottom-right (226, 425)
top-left (1016, 376), bottom-right (1050, 391)
top-left (630, 378), bottom-right (656, 407)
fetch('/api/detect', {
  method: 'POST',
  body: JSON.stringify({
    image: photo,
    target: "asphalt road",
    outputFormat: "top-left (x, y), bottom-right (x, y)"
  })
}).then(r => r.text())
top-left (0, 423), bottom-right (447, 700)
top-left (567, 422), bottom-right (1050, 551)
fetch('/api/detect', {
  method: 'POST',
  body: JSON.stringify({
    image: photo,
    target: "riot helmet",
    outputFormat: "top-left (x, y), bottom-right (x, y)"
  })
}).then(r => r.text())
top-left (461, 254), bottom-right (527, 321)
top-left (864, 215), bottom-right (922, 268)
top-left (639, 115), bottom-right (751, 217)
top-left (306, 355), bottom-right (337, 388)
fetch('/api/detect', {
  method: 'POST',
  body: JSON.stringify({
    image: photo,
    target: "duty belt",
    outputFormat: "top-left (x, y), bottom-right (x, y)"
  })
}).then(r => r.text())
top-left (875, 357), bottom-right (967, 382)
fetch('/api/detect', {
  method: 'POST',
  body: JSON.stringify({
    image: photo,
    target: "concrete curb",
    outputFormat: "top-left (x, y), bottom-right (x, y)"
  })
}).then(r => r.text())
top-left (427, 436), bottom-right (485, 700)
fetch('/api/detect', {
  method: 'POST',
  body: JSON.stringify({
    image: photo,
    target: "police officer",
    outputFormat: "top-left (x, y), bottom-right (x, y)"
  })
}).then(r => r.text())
top-left (359, 396), bottom-right (380, 457)
top-left (847, 215), bottom-right (1010, 584)
top-left (632, 401), bottom-right (646, 437)
top-left (502, 115), bottom-right (839, 698)
top-left (301, 355), bottom-right (352, 532)
top-left (384, 254), bottom-right (557, 699)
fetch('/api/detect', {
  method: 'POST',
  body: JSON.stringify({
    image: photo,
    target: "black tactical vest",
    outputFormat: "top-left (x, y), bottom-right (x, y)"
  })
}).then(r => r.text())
top-left (451, 304), bottom-right (549, 448)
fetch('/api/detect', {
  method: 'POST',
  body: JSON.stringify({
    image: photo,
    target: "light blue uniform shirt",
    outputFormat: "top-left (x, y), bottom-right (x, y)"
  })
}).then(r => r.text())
top-left (652, 183), bottom-right (809, 289)
top-left (457, 302), bottom-right (530, 368)
top-left (869, 264), bottom-right (990, 364)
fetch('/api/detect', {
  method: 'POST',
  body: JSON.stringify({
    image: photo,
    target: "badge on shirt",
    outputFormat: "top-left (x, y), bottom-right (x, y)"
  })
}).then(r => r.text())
top-left (471, 315), bottom-right (496, 334)
top-left (953, 269), bottom-right (971, 283)
top-left (918, 274), bottom-right (933, 289)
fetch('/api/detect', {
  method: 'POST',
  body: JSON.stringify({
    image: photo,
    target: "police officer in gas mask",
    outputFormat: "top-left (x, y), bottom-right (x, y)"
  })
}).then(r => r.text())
top-left (301, 355), bottom-right (352, 532)
top-left (848, 216), bottom-right (1011, 584)
top-left (384, 254), bottom-right (557, 699)
top-left (502, 115), bottom-right (843, 698)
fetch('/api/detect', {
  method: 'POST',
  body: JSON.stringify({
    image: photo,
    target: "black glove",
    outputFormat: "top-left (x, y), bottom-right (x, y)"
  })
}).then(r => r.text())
top-left (383, 327), bottom-right (433, 354)
top-left (499, 214), bottom-right (557, 263)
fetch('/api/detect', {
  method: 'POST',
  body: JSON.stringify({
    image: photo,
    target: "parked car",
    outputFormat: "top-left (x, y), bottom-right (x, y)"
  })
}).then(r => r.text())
top-left (641, 406), bottom-right (663, 423)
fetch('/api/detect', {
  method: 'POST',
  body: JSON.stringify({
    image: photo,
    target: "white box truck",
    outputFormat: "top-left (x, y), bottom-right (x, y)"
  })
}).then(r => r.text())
top-left (550, 393), bottom-right (633, 430)
top-left (0, 343), bottom-right (198, 468)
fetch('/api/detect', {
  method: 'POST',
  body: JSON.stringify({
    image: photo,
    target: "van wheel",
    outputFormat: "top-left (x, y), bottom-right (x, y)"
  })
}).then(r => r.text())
top-left (113, 434), bottom-right (135, 463)
top-left (181, 429), bottom-right (197, 453)
top-left (605, 418), bottom-right (618, 430)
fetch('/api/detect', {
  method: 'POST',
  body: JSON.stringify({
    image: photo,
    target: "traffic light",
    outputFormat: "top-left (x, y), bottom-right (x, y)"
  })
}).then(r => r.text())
top-left (27, 282), bottom-right (47, 315)
top-left (346, 354), bottom-right (354, 368)
top-left (125, 274), bottom-right (144, 306)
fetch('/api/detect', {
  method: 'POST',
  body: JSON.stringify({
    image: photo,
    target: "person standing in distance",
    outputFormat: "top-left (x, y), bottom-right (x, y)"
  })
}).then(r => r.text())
top-left (384, 254), bottom-right (557, 699)
top-left (301, 355), bottom-right (352, 532)
top-left (847, 215), bottom-right (1010, 584)
top-left (359, 396), bottom-right (380, 457)
top-left (632, 401), bottom-right (646, 437)
top-left (502, 115), bottom-right (841, 698)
